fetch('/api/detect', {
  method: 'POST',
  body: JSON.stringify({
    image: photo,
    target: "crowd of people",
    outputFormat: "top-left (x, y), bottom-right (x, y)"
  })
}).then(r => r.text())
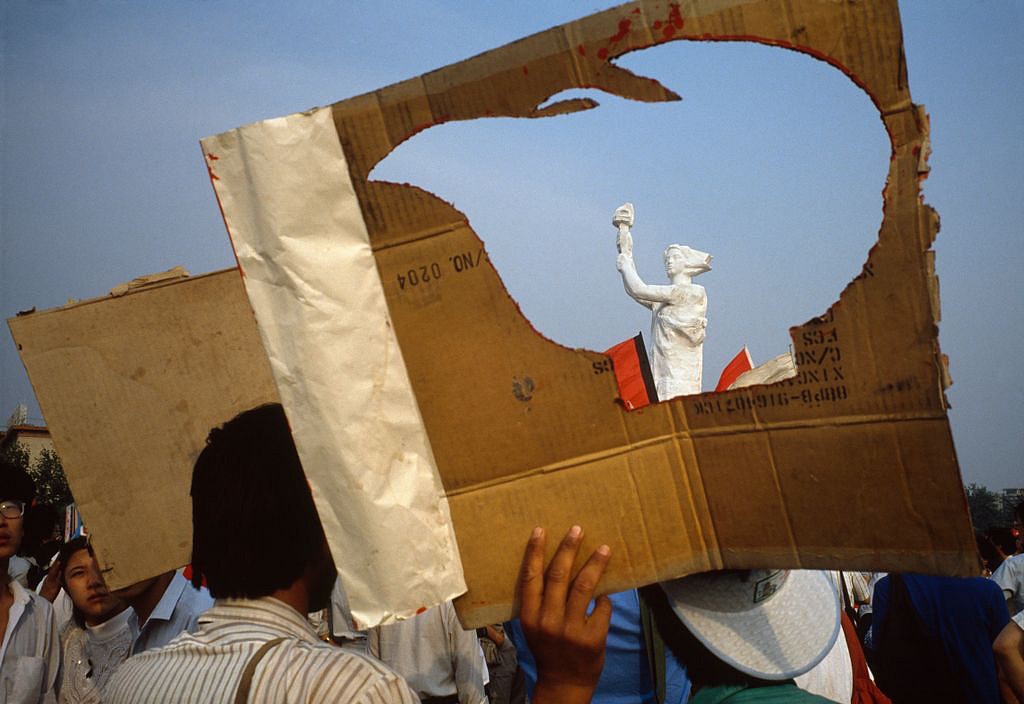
top-left (1, 402), bottom-right (1023, 703)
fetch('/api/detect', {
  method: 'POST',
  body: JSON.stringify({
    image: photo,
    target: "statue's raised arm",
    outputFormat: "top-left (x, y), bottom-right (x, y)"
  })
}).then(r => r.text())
top-left (610, 202), bottom-right (712, 400)
top-left (613, 203), bottom-right (675, 308)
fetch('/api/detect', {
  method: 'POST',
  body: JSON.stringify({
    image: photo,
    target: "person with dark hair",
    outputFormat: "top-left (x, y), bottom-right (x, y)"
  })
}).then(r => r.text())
top-left (868, 573), bottom-right (1008, 703)
top-left (105, 403), bottom-right (613, 703)
top-left (57, 536), bottom-right (133, 702)
top-left (0, 456), bottom-right (60, 702)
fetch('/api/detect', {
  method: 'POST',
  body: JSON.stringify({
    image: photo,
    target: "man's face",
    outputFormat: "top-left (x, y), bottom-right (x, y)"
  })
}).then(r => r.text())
top-left (64, 548), bottom-right (124, 626)
top-left (0, 499), bottom-right (26, 560)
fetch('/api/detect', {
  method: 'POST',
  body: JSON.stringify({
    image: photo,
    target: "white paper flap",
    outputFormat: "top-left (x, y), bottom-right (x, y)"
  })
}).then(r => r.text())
top-left (201, 106), bottom-right (466, 626)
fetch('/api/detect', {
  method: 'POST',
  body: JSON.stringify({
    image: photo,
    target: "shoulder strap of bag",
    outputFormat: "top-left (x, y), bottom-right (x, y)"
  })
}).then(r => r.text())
top-left (233, 636), bottom-right (287, 704)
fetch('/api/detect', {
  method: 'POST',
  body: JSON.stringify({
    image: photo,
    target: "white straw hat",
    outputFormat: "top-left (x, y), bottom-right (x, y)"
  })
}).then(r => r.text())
top-left (660, 569), bottom-right (839, 680)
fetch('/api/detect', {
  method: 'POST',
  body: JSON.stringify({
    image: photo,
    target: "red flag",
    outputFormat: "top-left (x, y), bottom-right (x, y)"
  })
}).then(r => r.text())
top-left (604, 333), bottom-right (657, 410)
top-left (716, 346), bottom-right (753, 392)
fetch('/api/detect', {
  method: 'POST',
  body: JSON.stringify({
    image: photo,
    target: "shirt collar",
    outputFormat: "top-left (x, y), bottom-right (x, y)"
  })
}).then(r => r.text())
top-left (145, 570), bottom-right (188, 626)
top-left (8, 578), bottom-right (31, 607)
top-left (199, 596), bottom-right (320, 642)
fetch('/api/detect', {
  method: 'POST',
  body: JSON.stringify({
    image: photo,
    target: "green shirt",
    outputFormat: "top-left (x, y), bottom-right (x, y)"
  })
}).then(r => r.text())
top-left (690, 683), bottom-right (838, 703)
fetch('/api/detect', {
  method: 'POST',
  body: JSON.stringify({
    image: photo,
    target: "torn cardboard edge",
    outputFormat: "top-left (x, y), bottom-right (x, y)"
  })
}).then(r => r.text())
top-left (10, 0), bottom-right (975, 631)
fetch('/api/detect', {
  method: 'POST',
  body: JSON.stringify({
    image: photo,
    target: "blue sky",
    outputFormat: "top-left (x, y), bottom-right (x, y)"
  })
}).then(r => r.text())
top-left (1, 1), bottom-right (1021, 490)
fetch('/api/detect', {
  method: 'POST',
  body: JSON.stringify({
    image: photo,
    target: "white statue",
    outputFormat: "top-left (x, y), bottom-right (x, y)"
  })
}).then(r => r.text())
top-left (614, 203), bottom-right (712, 400)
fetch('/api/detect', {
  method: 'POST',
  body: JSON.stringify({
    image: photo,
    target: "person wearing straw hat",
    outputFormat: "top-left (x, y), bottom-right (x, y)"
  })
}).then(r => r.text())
top-left (640, 569), bottom-right (841, 703)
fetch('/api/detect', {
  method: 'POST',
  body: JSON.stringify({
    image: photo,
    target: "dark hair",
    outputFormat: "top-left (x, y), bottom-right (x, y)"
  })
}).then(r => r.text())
top-left (59, 536), bottom-right (94, 628)
top-left (0, 456), bottom-right (36, 505)
top-left (190, 403), bottom-right (327, 599)
top-left (1016, 500), bottom-right (1024, 524)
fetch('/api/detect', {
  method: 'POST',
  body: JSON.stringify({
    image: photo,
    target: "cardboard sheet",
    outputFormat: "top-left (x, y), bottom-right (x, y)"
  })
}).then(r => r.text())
top-left (201, 109), bottom-right (465, 625)
top-left (11, 0), bottom-right (976, 628)
top-left (9, 269), bottom-right (279, 587)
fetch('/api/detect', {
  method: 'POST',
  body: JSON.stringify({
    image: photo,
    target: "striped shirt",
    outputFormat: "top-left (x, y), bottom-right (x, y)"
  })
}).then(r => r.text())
top-left (105, 597), bottom-right (418, 703)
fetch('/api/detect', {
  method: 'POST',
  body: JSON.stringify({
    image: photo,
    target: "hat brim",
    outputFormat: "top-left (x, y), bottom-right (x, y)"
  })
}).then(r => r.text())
top-left (661, 570), bottom-right (840, 680)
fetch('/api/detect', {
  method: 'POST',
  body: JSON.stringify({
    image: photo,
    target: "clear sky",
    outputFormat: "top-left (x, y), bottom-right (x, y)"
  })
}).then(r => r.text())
top-left (1, 1), bottom-right (1021, 490)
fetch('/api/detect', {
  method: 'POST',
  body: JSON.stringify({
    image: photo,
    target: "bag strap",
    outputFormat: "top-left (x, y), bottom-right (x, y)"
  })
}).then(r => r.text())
top-left (638, 589), bottom-right (667, 704)
top-left (233, 636), bottom-right (287, 704)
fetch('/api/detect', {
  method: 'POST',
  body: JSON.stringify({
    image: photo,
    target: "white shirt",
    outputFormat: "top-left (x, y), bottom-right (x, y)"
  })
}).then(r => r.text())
top-left (130, 570), bottom-right (214, 654)
top-left (993, 553), bottom-right (1024, 616)
top-left (0, 579), bottom-right (60, 704)
top-left (105, 596), bottom-right (418, 704)
top-left (794, 571), bottom-right (853, 703)
top-left (7, 556), bottom-right (32, 588)
top-left (367, 601), bottom-right (488, 704)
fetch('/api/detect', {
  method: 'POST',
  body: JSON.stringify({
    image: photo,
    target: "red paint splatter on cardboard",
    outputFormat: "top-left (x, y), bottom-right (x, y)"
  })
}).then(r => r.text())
top-left (577, 43), bottom-right (586, 56)
top-left (597, 47), bottom-right (609, 60)
top-left (610, 19), bottom-right (631, 44)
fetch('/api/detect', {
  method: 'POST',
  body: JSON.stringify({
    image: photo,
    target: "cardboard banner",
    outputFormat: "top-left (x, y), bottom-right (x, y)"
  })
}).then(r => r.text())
top-left (12, 0), bottom-right (976, 629)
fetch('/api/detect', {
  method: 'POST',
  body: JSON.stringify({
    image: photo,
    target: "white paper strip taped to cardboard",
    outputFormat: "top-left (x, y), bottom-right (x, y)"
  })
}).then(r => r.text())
top-left (200, 106), bottom-right (466, 626)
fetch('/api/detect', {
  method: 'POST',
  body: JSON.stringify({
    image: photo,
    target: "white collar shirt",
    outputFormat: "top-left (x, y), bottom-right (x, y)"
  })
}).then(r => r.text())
top-left (367, 601), bottom-right (489, 704)
top-left (0, 579), bottom-right (59, 704)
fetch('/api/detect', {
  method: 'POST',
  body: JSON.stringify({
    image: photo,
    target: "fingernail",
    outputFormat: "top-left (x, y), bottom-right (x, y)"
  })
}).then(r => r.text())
top-left (531, 526), bottom-right (543, 539)
top-left (568, 525), bottom-right (582, 539)
top-left (597, 544), bottom-right (610, 556)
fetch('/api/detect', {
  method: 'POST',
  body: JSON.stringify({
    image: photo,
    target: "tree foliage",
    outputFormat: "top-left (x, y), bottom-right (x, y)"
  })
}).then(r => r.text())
top-left (965, 482), bottom-right (1004, 531)
top-left (30, 447), bottom-right (73, 508)
top-left (0, 440), bottom-right (73, 509)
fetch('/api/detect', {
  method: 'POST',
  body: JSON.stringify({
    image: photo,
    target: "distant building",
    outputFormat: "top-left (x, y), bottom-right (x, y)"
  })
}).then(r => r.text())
top-left (0, 423), bottom-right (54, 464)
top-left (1003, 488), bottom-right (1024, 515)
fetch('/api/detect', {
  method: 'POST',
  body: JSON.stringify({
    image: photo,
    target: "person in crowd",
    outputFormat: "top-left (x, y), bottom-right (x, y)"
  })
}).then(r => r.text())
top-left (105, 403), bottom-right (613, 703)
top-left (507, 588), bottom-right (691, 703)
top-left (367, 600), bottom-right (489, 704)
top-left (867, 572), bottom-right (1008, 703)
top-left (327, 576), bottom-right (368, 652)
top-left (994, 502), bottom-right (1024, 617)
top-left (0, 457), bottom-right (60, 703)
top-left (793, 571), bottom-right (856, 702)
top-left (978, 532), bottom-right (1008, 576)
top-left (994, 612), bottom-right (1024, 703)
top-left (113, 567), bottom-right (213, 654)
top-left (477, 624), bottom-right (526, 704)
top-left (640, 569), bottom-right (839, 703)
top-left (57, 536), bottom-right (134, 703)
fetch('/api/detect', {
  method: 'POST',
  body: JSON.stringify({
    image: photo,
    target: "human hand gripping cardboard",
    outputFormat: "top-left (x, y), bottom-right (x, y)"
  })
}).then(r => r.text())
top-left (517, 525), bottom-right (612, 704)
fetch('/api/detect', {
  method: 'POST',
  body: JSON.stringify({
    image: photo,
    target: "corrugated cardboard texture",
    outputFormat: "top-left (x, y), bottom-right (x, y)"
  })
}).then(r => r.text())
top-left (9, 0), bottom-right (975, 623)
top-left (322, 0), bottom-right (974, 625)
top-left (9, 270), bottom-right (280, 587)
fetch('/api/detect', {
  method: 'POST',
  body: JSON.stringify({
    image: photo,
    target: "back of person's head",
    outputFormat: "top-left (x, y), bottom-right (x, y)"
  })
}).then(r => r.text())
top-left (0, 455), bottom-right (36, 505)
top-left (190, 403), bottom-right (329, 599)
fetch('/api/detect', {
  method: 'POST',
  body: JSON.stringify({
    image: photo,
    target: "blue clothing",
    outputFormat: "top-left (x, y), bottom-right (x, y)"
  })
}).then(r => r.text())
top-left (871, 574), bottom-right (1008, 704)
top-left (506, 589), bottom-right (691, 704)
